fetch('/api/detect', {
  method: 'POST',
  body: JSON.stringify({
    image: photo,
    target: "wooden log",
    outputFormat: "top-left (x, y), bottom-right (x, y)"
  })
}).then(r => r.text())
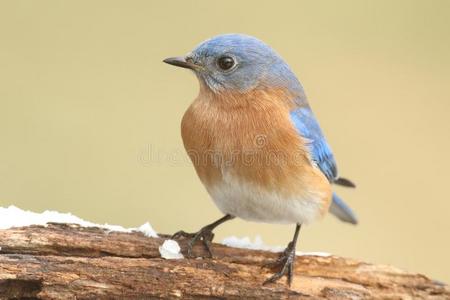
top-left (0, 223), bottom-right (447, 299)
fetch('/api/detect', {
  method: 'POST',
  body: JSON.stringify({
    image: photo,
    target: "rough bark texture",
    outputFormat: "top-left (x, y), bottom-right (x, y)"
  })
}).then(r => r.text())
top-left (0, 224), bottom-right (447, 299)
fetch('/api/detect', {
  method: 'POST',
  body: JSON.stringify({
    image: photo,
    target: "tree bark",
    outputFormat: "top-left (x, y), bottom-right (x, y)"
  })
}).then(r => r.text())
top-left (0, 224), bottom-right (447, 299)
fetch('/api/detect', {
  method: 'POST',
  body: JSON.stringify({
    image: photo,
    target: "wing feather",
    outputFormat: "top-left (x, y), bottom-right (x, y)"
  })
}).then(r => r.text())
top-left (290, 107), bottom-right (337, 182)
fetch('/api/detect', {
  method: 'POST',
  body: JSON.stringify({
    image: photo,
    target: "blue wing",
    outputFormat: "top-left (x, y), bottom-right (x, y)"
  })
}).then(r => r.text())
top-left (290, 106), bottom-right (358, 224)
top-left (290, 107), bottom-right (337, 182)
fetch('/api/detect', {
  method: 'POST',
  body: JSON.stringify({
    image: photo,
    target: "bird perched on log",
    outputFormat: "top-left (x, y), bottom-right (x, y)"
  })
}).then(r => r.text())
top-left (164, 33), bottom-right (357, 286)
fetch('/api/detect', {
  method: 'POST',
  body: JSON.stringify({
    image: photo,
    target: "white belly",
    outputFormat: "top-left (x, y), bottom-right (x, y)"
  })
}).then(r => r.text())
top-left (205, 172), bottom-right (327, 225)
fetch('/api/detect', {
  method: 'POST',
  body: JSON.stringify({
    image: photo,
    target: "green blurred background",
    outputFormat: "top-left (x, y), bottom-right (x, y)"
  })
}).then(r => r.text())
top-left (1, 0), bottom-right (449, 283)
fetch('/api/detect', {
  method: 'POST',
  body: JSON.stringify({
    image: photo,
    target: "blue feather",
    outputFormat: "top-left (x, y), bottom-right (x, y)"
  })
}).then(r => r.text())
top-left (330, 193), bottom-right (358, 224)
top-left (290, 107), bottom-right (357, 224)
top-left (290, 107), bottom-right (337, 181)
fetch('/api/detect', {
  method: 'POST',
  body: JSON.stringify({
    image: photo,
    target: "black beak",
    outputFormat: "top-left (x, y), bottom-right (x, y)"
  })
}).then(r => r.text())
top-left (163, 56), bottom-right (198, 70)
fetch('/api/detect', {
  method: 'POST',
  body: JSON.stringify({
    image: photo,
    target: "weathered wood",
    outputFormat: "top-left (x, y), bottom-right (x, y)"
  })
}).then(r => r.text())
top-left (0, 224), bottom-right (447, 299)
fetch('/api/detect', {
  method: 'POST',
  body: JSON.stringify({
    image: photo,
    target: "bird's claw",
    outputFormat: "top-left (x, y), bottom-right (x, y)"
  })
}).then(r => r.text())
top-left (171, 230), bottom-right (195, 240)
top-left (262, 241), bottom-right (296, 286)
top-left (171, 227), bottom-right (215, 258)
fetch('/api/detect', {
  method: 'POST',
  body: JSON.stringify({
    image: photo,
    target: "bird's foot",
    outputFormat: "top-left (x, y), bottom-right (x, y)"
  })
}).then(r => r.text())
top-left (262, 241), bottom-right (297, 286)
top-left (171, 215), bottom-right (234, 259)
top-left (171, 226), bottom-right (215, 258)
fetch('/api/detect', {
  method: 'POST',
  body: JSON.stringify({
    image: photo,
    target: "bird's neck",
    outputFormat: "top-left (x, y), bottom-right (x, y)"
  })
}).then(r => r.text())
top-left (197, 81), bottom-right (306, 111)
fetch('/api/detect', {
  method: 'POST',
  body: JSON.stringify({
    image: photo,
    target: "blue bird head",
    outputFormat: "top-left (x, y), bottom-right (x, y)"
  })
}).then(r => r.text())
top-left (164, 34), bottom-right (304, 95)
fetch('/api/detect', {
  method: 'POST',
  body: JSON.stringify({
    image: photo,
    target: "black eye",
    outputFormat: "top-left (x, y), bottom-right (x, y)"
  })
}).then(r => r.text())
top-left (217, 56), bottom-right (235, 71)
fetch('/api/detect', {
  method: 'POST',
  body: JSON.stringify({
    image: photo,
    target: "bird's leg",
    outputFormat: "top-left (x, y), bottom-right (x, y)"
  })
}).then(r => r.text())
top-left (171, 214), bottom-right (234, 258)
top-left (263, 224), bottom-right (301, 286)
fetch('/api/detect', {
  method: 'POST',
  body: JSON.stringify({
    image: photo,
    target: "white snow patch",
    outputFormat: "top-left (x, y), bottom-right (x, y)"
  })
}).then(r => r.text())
top-left (0, 205), bottom-right (158, 237)
top-left (222, 235), bottom-right (285, 252)
top-left (136, 222), bottom-right (158, 238)
top-left (222, 235), bottom-right (330, 257)
top-left (159, 239), bottom-right (184, 259)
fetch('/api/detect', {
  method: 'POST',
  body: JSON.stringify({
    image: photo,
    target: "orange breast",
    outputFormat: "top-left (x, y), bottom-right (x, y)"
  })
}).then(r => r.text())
top-left (181, 86), bottom-right (332, 215)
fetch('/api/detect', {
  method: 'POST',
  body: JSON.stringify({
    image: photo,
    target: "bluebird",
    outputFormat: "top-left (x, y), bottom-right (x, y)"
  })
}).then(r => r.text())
top-left (164, 34), bottom-right (357, 285)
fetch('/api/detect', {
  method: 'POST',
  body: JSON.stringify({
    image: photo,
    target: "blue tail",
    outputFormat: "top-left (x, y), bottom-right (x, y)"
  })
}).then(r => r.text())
top-left (329, 193), bottom-right (358, 224)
